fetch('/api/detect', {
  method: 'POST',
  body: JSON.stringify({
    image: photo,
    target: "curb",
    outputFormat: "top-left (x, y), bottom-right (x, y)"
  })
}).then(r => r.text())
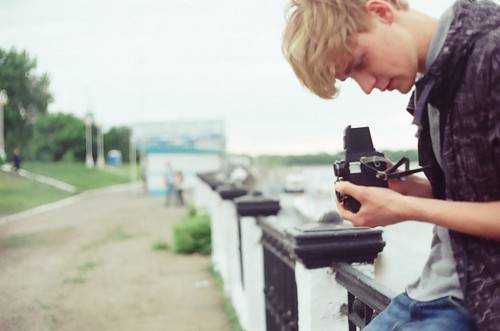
top-left (0, 181), bottom-right (142, 226)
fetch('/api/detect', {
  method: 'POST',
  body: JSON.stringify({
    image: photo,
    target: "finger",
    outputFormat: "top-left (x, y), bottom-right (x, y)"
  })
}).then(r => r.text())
top-left (335, 199), bottom-right (357, 222)
top-left (335, 181), bottom-right (360, 197)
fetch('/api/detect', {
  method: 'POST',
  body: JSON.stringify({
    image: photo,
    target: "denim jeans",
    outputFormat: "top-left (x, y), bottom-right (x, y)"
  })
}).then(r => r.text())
top-left (363, 293), bottom-right (477, 331)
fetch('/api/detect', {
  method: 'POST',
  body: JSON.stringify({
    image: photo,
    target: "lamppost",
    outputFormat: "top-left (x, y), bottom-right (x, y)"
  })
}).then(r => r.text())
top-left (129, 133), bottom-right (137, 181)
top-left (85, 112), bottom-right (94, 168)
top-left (96, 122), bottom-right (105, 168)
top-left (0, 90), bottom-right (8, 161)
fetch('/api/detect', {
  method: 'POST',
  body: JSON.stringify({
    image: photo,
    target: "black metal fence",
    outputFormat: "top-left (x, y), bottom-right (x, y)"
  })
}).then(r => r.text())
top-left (262, 225), bottom-right (298, 331)
top-left (335, 262), bottom-right (396, 330)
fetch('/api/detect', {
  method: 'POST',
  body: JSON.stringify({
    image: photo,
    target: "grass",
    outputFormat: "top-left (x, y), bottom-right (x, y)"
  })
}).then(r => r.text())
top-left (0, 232), bottom-right (45, 249)
top-left (37, 299), bottom-right (58, 331)
top-left (0, 162), bottom-right (138, 216)
top-left (211, 267), bottom-right (245, 331)
top-left (109, 225), bottom-right (138, 241)
top-left (101, 164), bottom-right (140, 179)
top-left (64, 260), bottom-right (98, 285)
top-left (173, 208), bottom-right (211, 255)
top-left (82, 225), bottom-right (141, 251)
top-left (23, 162), bottom-right (133, 191)
top-left (0, 171), bottom-right (72, 216)
top-left (152, 240), bottom-right (170, 251)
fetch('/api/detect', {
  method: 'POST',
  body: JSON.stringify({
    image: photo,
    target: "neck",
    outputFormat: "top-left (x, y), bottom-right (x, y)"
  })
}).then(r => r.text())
top-left (400, 10), bottom-right (438, 74)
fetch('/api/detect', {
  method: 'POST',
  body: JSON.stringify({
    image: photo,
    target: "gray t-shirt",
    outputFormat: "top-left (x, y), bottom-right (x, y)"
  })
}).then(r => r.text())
top-left (405, 5), bottom-right (463, 301)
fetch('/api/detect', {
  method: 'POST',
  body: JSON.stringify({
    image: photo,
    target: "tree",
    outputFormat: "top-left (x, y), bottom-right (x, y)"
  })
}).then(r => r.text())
top-left (104, 126), bottom-right (130, 162)
top-left (0, 48), bottom-right (53, 160)
top-left (30, 113), bottom-right (86, 162)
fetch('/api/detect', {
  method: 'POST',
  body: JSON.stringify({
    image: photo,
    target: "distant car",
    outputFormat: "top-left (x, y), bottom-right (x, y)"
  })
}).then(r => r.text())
top-left (283, 172), bottom-right (305, 193)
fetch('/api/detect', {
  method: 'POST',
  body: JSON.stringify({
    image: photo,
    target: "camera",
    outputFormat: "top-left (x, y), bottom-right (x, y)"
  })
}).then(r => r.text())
top-left (333, 126), bottom-right (388, 213)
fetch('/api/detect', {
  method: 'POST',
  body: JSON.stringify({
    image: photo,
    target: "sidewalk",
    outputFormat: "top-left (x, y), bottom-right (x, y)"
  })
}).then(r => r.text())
top-left (0, 186), bottom-right (231, 331)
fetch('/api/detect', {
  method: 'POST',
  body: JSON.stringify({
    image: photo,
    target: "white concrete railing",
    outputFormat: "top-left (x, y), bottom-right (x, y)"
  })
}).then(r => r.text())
top-left (193, 175), bottom-right (266, 330)
top-left (192, 174), bottom-right (385, 331)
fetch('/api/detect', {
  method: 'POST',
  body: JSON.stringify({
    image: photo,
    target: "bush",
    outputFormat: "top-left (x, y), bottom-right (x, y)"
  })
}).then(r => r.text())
top-left (173, 210), bottom-right (211, 255)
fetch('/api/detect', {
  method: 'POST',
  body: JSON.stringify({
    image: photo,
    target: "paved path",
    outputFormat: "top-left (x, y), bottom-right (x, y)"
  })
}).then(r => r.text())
top-left (0, 186), bottom-right (231, 331)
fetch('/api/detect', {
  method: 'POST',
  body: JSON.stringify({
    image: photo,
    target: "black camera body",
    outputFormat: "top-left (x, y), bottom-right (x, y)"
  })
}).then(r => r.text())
top-left (333, 126), bottom-right (388, 213)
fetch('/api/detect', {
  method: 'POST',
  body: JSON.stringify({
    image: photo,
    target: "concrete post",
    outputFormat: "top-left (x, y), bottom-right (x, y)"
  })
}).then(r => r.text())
top-left (85, 113), bottom-right (94, 168)
top-left (0, 90), bottom-right (8, 161)
top-left (96, 123), bottom-right (105, 168)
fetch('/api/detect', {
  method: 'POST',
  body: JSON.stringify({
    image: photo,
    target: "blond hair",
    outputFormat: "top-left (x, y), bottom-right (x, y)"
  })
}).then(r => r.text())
top-left (282, 0), bottom-right (408, 99)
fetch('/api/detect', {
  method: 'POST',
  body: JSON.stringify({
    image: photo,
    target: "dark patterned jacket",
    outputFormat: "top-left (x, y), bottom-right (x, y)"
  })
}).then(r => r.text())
top-left (407, 1), bottom-right (500, 330)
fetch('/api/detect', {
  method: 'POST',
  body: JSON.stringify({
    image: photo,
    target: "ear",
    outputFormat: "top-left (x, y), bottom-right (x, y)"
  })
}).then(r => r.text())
top-left (365, 0), bottom-right (395, 24)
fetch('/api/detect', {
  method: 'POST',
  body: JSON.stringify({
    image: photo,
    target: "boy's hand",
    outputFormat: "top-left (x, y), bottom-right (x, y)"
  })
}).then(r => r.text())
top-left (335, 181), bottom-right (407, 227)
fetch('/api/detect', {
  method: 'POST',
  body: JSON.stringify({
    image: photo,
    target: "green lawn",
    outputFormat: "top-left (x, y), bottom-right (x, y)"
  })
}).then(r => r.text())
top-left (0, 162), bottom-right (139, 216)
top-left (23, 162), bottom-right (133, 191)
top-left (0, 171), bottom-right (72, 216)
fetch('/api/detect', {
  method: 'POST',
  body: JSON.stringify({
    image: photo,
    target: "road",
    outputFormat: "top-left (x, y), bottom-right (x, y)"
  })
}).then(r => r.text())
top-left (0, 185), bottom-right (231, 331)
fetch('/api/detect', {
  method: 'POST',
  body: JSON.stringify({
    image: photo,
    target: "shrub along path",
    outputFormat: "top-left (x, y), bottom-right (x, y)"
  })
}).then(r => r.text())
top-left (0, 186), bottom-right (231, 331)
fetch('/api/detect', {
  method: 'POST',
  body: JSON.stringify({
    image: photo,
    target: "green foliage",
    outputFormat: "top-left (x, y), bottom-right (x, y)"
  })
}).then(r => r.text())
top-left (256, 152), bottom-right (342, 166)
top-left (211, 267), bottom-right (245, 331)
top-left (30, 112), bottom-right (86, 162)
top-left (256, 150), bottom-right (418, 166)
top-left (25, 109), bottom-right (131, 163)
top-left (151, 240), bottom-right (170, 251)
top-left (173, 210), bottom-right (211, 255)
top-left (187, 205), bottom-right (197, 217)
top-left (0, 48), bottom-right (53, 160)
top-left (104, 126), bottom-right (131, 162)
top-left (382, 149), bottom-right (419, 163)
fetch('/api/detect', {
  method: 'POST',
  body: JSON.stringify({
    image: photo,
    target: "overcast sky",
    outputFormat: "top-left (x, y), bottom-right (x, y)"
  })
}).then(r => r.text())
top-left (0, 0), bottom-right (489, 154)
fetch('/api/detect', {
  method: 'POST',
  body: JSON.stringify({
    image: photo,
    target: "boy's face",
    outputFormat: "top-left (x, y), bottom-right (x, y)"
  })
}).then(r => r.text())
top-left (331, 11), bottom-right (419, 94)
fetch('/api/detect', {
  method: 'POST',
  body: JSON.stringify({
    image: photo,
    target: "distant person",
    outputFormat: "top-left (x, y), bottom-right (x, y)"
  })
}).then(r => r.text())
top-left (141, 155), bottom-right (148, 193)
top-left (174, 171), bottom-right (184, 206)
top-left (12, 148), bottom-right (21, 174)
top-left (165, 162), bottom-right (175, 206)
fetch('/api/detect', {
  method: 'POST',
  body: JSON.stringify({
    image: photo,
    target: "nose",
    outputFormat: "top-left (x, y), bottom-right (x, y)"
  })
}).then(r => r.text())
top-left (351, 72), bottom-right (376, 94)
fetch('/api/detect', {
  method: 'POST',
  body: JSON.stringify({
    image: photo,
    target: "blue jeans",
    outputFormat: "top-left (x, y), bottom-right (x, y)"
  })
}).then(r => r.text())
top-left (363, 293), bottom-right (477, 331)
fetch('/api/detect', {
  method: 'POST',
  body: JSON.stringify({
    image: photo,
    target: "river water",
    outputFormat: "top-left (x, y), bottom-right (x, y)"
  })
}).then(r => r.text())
top-left (256, 164), bottom-right (433, 293)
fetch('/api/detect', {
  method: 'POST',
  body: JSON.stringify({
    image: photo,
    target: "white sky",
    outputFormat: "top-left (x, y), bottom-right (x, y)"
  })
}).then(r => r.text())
top-left (0, 0), bottom-right (487, 154)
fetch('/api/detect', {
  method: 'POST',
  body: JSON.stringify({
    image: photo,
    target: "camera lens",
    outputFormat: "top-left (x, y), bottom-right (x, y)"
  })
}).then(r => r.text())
top-left (333, 161), bottom-right (347, 178)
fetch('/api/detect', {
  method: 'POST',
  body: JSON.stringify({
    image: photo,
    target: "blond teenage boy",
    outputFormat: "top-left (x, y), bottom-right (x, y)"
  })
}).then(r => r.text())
top-left (283, 0), bottom-right (500, 330)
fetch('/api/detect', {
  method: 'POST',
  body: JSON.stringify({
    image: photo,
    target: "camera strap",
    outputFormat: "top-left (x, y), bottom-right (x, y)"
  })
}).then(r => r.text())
top-left (359, 156), bottom-right (429, 181)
